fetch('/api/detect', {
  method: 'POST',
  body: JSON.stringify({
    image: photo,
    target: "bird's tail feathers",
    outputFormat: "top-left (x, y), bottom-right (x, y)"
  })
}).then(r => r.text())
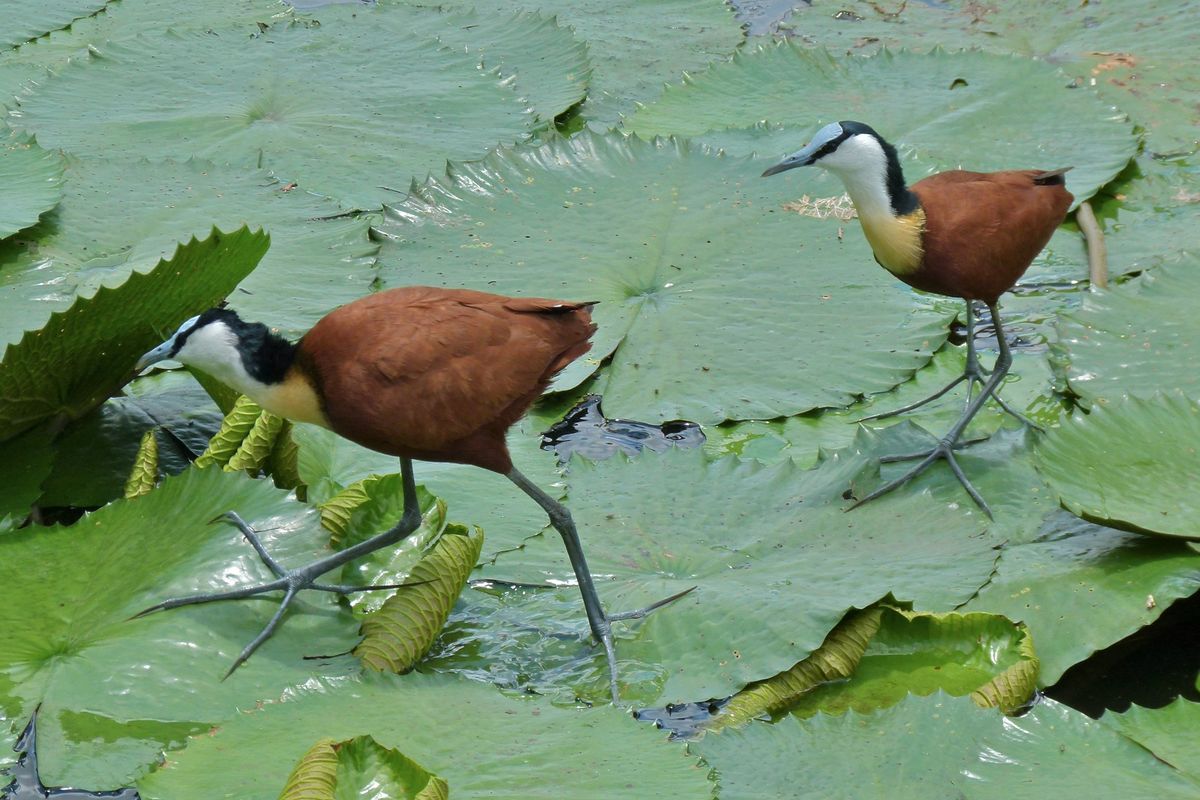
top-left (1033, 167), bottom-right (1072, 185)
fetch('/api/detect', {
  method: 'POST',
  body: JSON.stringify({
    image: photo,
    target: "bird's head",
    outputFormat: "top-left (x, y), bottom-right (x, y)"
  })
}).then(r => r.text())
top-left (135, 308), bottom-right (246, 373)
top-left (761, 120), bottom-right (889, 179)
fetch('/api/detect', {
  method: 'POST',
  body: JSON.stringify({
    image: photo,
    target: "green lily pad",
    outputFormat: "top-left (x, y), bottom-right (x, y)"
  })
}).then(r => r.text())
top-left (37, 370), bottom-right (222, 509)
top-left (381, 5), bottom-right (590, 125)
top-left (1, 0), bottom-right (108, 49)
top-left (1053, 257), bottom-right (1200, 405)
top-left (0, 466), bottom-right (361, 789)
top-left (965, 511), bottom-right (1200, 685)
top-left (0, 423), bottom-right (55, 520)
top-left (9, 17), bottom-right (533, 211)
top-left (628, 46), bottom-right (1135, 206)
top-left (405, 0), bottom-right (745, 125)
top-left (0, 154), bottom-right (376, 346)
top-left (280, 735), bottom-right (448, 800)
top-left (695, 692), bottom-right (997, 800)
top-left (758, 607), bottom-right (1038, 722)
top-left (963, 697), bottom-right (1200, 798)
top-left (1106, 698), bottom-right (1200, 782)
top-left (376, 129), bottom-right (953, 423)
top-left (136, 672), bottom-right (713, 799)
top-left (782, 0), bottom-right (1200, 155)
top-left (0, 226), bottom-right (268, 442)
top-left (470, 440), bottom-right (998, 704)
top-left (0, 129), bottom-right (62, 238)
top-left (1036, 394), bottom-right (1200, 538)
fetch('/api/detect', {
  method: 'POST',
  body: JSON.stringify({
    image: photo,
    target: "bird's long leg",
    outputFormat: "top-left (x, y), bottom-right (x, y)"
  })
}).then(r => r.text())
top-left (855, 300), bottom-right (1035, 428)
top-left (134, 458), bottom-right (425, 675)
top-left (848, 302), bottom-right (1020, 518)
top-left (507, 467), bottom-right (695, 704)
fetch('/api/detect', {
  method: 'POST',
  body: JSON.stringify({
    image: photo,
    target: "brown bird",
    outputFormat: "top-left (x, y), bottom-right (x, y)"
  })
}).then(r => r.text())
top-left (134, 286), bottom-right (689, 701)
top-left (763, 121), bottom-right (1072, 515)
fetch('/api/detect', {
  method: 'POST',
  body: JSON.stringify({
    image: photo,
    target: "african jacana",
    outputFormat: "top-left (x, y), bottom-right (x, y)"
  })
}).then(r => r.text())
top-left (763, 121), bottom-right (1072, 515)
top-left (134, 286), bottom-right (689, 701)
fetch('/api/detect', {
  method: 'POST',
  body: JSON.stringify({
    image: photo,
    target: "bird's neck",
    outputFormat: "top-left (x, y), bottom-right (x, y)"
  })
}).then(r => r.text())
top-left (219, 331), bottom-right (330, 428)
top-left (833, 145), bottom-right (924, 277)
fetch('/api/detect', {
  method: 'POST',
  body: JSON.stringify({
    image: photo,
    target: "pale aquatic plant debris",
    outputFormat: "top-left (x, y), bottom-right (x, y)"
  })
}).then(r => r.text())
top-left (781, 193), bottom-right (857, 221)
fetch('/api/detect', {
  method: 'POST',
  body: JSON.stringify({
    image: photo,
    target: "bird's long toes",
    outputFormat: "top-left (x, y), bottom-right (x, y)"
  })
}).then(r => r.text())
top-left (607, 585), bottom-right (698, 623)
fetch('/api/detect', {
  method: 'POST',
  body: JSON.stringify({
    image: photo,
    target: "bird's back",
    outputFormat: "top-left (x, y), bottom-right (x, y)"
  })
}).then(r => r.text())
top-left (910, 169), bottom-right (1073, 303)
top-left (296, 286), bottom-right (596, 472)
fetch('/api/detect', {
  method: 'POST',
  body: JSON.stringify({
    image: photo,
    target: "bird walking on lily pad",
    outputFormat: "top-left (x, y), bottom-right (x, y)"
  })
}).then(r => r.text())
top-left (764, 121), bottom-right (1072, 516)
top-left (133, 286), bottom-right (691, 702)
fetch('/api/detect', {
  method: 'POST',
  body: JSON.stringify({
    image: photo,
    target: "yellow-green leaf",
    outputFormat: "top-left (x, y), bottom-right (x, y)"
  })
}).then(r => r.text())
top-left (122, 429), bottom-right (159, 499)
top-left (277, 738), bottom-right (338, 800)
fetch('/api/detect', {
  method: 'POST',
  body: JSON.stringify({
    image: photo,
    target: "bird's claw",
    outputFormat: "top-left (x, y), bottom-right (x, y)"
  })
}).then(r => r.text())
top-left (848, 438), bottom-right (993, 519)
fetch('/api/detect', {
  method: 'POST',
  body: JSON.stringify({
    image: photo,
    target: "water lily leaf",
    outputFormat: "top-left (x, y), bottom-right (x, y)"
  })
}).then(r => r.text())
top-left (695, 692), bottom-right (997, 800)
top-left (1105, 698), bottom-right (1200, 782)
top-left (9, 16), bottom-right (533, 211)
top-left (713, 607), bottom-right (883, 730)
top-left (1036, 395), bottom-right (1200, 538)
top-left (377, 5), bottom-right (589, 125)
top-left (963, 697), bottom-right (1200, 799)
top-left (0, 422), bottom-right (55, 520)
top-left (628, 46), bottom-right (1135, 207)
top-left (356, 526), bottom-right (483, 673)
top-left (0, 129), bottom-right (63, 238)
top-left (406, 0), bottom-right (744, 125)
top-left (473, 440), bottom-right (997, 704)
top-left (376, 129), bottom-right (952, 423)
top-left (325, 473), bottom-right (446, 612)
top-left (195, 394), bottom-right (265, 469)
top-left (1, 0), bottom-right (107, 49)
top-left (294, 420), bottom-right (561, 563)
top-left (1053, 257), bottom-right (1200, 405)
top-left (37, 370), bottom-right (221, 508)
top-left (0, 157), bottom-right (375, 345)
top-left (772, 607), bottom-right (1038, 720)
top-left (965, 512), bottom-right (1200, 685)
top-left (0, 465), bottom-right (361, 789)
top-left (782, 0), bottom-right (1199, 155)
top-left (0, 226), bottom-right (268, 442)
top-left (136, 672), bottom-right (713, 799)
top-left (123, 429), bottom-right (159, 499)
top-left (280, 735), bottom-right (449, 800)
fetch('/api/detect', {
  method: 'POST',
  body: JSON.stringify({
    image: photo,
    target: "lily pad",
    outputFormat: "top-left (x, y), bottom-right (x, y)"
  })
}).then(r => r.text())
top-left (1, 0), bottom-right (107, 49)
top-left (628, 45), bottom-right (1135, 206)
top-left (280, 735), bottom-right (448, 800)
top-left (0, 466), bottom-right (361, 789)
top-left (782, 0), bottom-right (1200, 155)
top-left (376, 129), bottom-right (952, 423)
top-left (0, 156), bottom-right (376, 347)
top-left (1106, 698), bottom-right (1200, 782)
top-left (965, 511), bottom-right (1200, 685)
top-left (1036, 394), bottom-right (1200, 538)
top-left (472, 440), bottom-right (998, 704)
top-left (0, 423), bottom-right (55, 520)
top-left (0, 226), bottom-right (268, 442)
top-left (0, 129), bottom-right (62, 238)
top-left (963, 697), bottom-right (1200, 798)
top-left (136, 672), bottom-right (713, 799)
top-left (404, 0), bottom-right (745, 125)
top-left (695, 692), bottom-right (997, 800)
top-left (1053, 257), bottom-right (1200, 405)
top-left (9, 18), bottom-right (534, 211)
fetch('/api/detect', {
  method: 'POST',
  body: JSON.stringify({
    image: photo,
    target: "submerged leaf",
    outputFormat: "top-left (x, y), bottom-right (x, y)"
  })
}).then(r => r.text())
top-left (0, 226), bottom-right (269, 442)
top-left (356, 526), bottom-right (483, 673)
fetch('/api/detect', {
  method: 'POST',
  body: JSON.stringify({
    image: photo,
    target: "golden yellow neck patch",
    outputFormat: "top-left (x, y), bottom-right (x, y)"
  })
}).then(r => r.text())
top-left (857, 207), bottom-right (925, 276)
top-left (255, 369), bottom-right (330, 429)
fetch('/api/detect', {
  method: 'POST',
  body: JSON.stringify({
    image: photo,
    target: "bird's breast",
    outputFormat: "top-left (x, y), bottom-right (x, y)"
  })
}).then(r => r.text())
top-left (255, 368), bottom-right (331, 429)
top-left (858, 207), bottom-right (926, 277)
